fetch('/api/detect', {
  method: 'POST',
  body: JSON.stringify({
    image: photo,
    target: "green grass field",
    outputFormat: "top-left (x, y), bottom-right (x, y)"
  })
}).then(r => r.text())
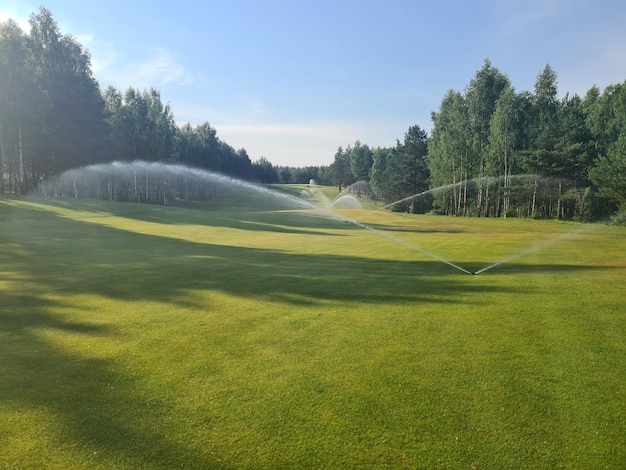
top-left (1, 194), bottom-right (625, 469)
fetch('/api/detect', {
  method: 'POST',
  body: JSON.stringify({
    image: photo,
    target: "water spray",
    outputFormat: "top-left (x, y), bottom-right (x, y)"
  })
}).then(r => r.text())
top-left (472, 225), bottom-right (597, 275)
top-left (354, 175), bottom-right (537, 224)
top-left (329, 211), bottom-right (474, 275)
top-left (36, 162), bottom-right (587, 276)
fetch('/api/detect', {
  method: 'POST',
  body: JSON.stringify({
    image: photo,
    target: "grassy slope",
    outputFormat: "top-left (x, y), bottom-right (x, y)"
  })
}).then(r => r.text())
top-left (1, 196), bottom-right (625, 469)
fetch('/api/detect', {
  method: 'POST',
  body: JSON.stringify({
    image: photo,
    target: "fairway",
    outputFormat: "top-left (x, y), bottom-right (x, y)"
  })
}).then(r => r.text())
top-left (1, 195), bottom-right (625, 469)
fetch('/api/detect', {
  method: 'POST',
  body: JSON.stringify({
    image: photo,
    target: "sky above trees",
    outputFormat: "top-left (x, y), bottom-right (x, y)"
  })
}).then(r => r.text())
top-left (2, 0), bottom-right (625, 166)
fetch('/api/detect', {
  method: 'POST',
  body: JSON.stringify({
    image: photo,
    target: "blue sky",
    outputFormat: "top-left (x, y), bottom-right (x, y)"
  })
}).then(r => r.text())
top-left (2, 1), bottom-right (626, 167)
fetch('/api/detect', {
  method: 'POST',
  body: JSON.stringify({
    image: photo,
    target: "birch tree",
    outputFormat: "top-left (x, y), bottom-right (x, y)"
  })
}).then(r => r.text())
top-left (489, 86), bottom-right (518, 216)
top-left (465, 59), bottom-right (510, 216)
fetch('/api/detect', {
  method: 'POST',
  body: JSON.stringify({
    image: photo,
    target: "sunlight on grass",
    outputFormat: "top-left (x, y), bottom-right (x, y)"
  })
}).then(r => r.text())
top-left (1, 196), bottom-right (625, 469)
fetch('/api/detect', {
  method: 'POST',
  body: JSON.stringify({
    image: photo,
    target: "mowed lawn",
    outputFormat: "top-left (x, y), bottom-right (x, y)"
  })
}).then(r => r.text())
top-left (1, 195), bottom-right (625, 469)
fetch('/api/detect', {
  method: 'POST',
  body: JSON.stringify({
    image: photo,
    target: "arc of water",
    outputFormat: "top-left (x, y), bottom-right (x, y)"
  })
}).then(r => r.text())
top-left (313, 206), bottom-right (473, 275)
top-left (39, 162), bottom-right (546, 276)
top-left (355, 175), bottom-right (537, 224)
top-left (353, 187), bottom-right (447, 223)
top-left (348, 219), bottom-right (473, 275)
top-left (473, 225), bottom-right (596, 275)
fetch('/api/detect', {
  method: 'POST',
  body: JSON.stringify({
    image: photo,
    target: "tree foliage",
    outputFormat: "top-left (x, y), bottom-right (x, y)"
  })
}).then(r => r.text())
top-left (349, 140), bottom-right (373, 181)
top-left (0, 8), bottom-right (257, 192)
top-left (425, 61), bottom-right (626, 221)
top-left (376, 125), bottom-right (430, 212)
top-left (330, 145), bottom-right (353, 191)
top-left (2, 9), bottom-right (626, 220)
top-left (589, 135), bottom-right (626, 207)
top-left (1, 9), bottom-right (109, 192)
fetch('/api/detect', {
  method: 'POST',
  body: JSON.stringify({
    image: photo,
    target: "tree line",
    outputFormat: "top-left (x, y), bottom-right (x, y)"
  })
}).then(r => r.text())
top-left (330, 60), bottom-right (626, 221)
top-left (0, 8), bottom-right (290, 194)
top-left (2, 9), bottom-right (625, 221)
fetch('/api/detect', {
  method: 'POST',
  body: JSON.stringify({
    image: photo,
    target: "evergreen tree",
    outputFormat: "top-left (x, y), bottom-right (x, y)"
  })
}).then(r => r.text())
top-left (589, 134), bottom-right (626, 209)
top-left (369, 127), bottom-right (429, 212)
top-left (399, 125), bottom-right (430, 213)
top-left (587, 82), bottom-right (626, 213)
top-left (370, 146), bottom-right (391, 202)
top-left (349, 140), bottom-right (373, 181)
top-left (176, 122), bottom-right (222, 171)
top-left (330, 146), bottom-right (353, 191)
top-left (4, 9), bottom-right (626, 219)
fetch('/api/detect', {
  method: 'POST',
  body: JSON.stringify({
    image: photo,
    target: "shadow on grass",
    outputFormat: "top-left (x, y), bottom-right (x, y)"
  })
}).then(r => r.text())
top-left (27, 196), bottom-right (353, 236)
top-left (351, 218), bottom-right (468, 234)
top-left (2, 198), bottom-right (616, 307)
top-left (0, 198), bottom-right (620, 468)
top-left (2, 200), bottom-right (516, 308)
top-left (0, 307), bottom-right (227, 468)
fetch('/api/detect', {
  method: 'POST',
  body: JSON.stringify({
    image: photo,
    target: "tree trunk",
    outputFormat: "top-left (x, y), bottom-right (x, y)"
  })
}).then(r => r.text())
top-left (17, 103), bottom-right (25, 194)
top-left (503, 148), bottom-right (509, 217)
top-left (531, 174), bottom-right (538, 218)
top-left (557, 178), bottom-right (562, 220)
top-left (462, 172), bottom-right (468, 216)
top-left (0, 131), bottom-right (5, 194)
top-left (134, 170), bottom-right (138, 202)
top-left (484, 184), bottom-right (490, 216)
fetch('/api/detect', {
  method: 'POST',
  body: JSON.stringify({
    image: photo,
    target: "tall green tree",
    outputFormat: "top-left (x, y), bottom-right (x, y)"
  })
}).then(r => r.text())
top-left (28, 7), bottom-right (109, 175)
top-left (555, 94), bottom-right (597, 218)
top-left (465, 59), bottom-right (510, 215)
top-left (582, 85), bottom-right (604, 159)
top-left (428, 90), bottom-right (472, 215)
top-left (399, 125), bottom-right (430, 212)
top-left (532, 64), bottom-right (560, 144)
top-left (349, 140), bottom-right (373, 181)
top-left (368, 127), bottom-right (429, 212)
top-left (330, 145), bottom-right (353, 191)
top-left (586, 82), bottom-right (626, 156)
top-left (0, 19), bottom-right (43, 192)
top-left (251, 157), bottom-right (278, 183)
top-left (370, 146), bottom-right (391, 201)
top-left (177, 121), bottom-right (222, 170)
top-left (518, 65), bottom-right (563, 218)
top-left (105, 87), bottom-right (177, 163)
top-left (586, 82), bottom-right (626, 214)
top-left (488, 85), bottom-right (518, 216)
top-left (223, 147), bottom-right (252, 178)
top-left (371, 146), bottom-right (409, 210)
top-left (589, 134), bottom-right (626, 209)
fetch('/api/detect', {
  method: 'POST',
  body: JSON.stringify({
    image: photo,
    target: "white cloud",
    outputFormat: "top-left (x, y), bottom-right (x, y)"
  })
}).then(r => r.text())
top-left (243, 98), bottom-right (272, 118)
top-left (93, 47), bottom-right (193, 90)
top-left (74, 28), bottom-right (194, 91)
top-left (78, 36), bottom-right (119, 79)
top-left (0, 9), bottom-right (193, 93)
top-left (136, 48), bottom-right (191, 86)
top-left (0, 10), bottom-right (30, 31)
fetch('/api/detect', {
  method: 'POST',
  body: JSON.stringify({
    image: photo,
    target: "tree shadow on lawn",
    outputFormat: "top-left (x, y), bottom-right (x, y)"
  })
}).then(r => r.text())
top-left (353, 219), bottom-right (467, 234)
top-left (2, 202), bottom-right (617, 309)
top-left (1, 202), bottom-right (619, 468)
top-left (3, 210), bottom-right (496, 307)
top-left (468, 260), bottom-right (621, 276)
top-left (0, 306), bottom-right (227, 469)
top-left (27, 196), bottom-right (351, 237)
